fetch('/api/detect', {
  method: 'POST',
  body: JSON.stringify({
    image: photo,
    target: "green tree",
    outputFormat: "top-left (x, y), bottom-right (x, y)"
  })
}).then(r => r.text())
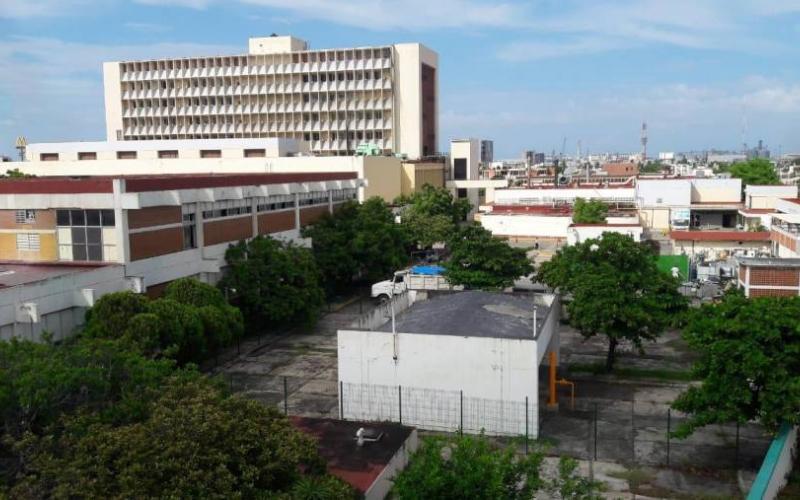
top-left (729, 158), bottom-right (780, 186)
top-left (537, 233), bottom-right (686, 371)
top-left (572, 198), bottom-right (608, 224)
top-left (303, 198), bottom-right (408, 293)
top-left (443, 224), bottom-right (534, 290)
top-left (221, 235), bottom-right (325, 327)
top-left (392, 434), bottom-right (544, 500)
top-left (672, 293), bottom-right (800, 437)
top-left (398, 185), bottom-right (472, 250)
top-left (6, 377), bottom-right (352, 499)
top-left (83, 291), bottom-right (149, 340)
top-left (164, 278), bottom-right (244, 351)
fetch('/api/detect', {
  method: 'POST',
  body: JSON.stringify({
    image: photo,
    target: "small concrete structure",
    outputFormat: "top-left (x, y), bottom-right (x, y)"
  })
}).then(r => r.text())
top-left (337, 290), bottom-right (559, 437)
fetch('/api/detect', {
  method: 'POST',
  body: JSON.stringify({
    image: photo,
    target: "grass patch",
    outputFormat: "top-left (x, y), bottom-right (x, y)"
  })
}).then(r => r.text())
top-left (568, 362), bottom-right (696, 382)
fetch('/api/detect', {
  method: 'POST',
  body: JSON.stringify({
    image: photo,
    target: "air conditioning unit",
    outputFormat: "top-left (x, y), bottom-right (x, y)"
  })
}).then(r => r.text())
top-left (127, 276), bottom-right (145, 294)
top-left (15, 302), bottom-right (39, 323)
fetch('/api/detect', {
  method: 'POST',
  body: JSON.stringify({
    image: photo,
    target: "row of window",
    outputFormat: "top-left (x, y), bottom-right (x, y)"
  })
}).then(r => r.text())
top-left (56, 209), bottom-right (115, 227)
top-left (298, 192), bottom-right (330, 207)
top-left (122, 109), bottom-right (389, 126)
top-left (40, 150), bottom-right (266, 161)
top-left (126, 70), bottom-right (390, 91)
top-left (120, 48), bottom-right (392, 73)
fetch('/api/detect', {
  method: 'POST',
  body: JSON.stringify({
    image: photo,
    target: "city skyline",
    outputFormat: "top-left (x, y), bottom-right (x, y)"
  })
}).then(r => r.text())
top-left (1, 0), bottom-right (800, 158)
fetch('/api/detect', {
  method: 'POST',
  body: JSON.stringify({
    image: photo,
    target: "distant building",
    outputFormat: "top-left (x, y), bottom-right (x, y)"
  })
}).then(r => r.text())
top-left (658, 152), bottom-right (675, 161)
top-left (601, 162), bottom-right (638, 177)
top-left (738, 258), bottom-right (800, 298)
top-left (103, 35), bottom-right (438, 158)
top-left (747, 140), bottom-right (770, 160)
top-left (480, 139), bottom-right (494, 164)
top-left (450, 138), bottom-right (480, 181)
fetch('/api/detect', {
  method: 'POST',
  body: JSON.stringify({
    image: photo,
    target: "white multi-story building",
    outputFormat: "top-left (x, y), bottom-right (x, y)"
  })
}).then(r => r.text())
top-left (103, 35), bottom-right (438, 158)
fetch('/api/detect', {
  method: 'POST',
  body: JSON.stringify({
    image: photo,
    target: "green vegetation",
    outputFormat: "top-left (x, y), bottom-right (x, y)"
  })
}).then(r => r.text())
top-left (302, 198), bottom-right (408, 296)
top-left (640, 161), bottom-right (666, 174)
top-left (0, 168), bottom-right (34, 178)
top-left (728, 158), bottom-right (780, 186)
top-left (392, 434), bottom-right (603, 500)
top-left (443, 224), bottom-right (534, 290)
top-left (672, 293), bottom-right (800, 437)
top-left (572, 198), bottom-right (608, 224)
top-left (568, 362), bottom-right (696, 382)
top-left (538, 233), bottom-right (687, 371)
top-left (0, 337), bottom-right (351, 497)
top-left (84, 278), bottom-right (243, 364)
top-left (396, 184), bottom-right (472, 249)
top-left (221, 235), bottom-right (325, 328)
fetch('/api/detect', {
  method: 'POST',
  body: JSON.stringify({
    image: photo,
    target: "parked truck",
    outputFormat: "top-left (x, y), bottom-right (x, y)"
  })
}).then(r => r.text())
top-left (370, 265), bottom-right (461, 300)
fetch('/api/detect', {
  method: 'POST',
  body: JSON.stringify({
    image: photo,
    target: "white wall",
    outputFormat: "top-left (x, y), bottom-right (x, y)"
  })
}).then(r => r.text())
top-left (567, 225), bottom-right (643, 245)
top-left (394, 43), bottom-right (438, 159)
top-left (746, 185), bottom-right (798, 209)
top-left (636, 179), bottom-right (690, 207)
top-left (495, 187), bottom-right (635, 205)
top-left (691, 178), bottom-right (741, 203)
top-left (338, 329), bottom-right (538, 436)
top-left (480, 214), bottom-right (572, 238)
top-left (450, 139), bottom-right (480, 180)
top-left (103, 62), bottom-right (123, 141)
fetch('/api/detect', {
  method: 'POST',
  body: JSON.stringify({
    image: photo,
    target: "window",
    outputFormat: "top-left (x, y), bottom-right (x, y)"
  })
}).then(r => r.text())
top-left (200, 149), bottom-right (221, 158)
top-left (201, 199), bottom-right (252, 219)
top-left (257, 194), bottom-right (294, 212)
top-left (78, 152), bottom-right (97, 161)
top-left (244, 148), bottom-right (266, 158)
top-left (117, 151), bottom-right (137, 160)
top-left (182, 213), bottom-right (197, 249)
top-left (40, 153), bottom-right (59, 161)
top-left (55, 209), bottom-right (114, 262)
top-left (454, 158), bottom-right (467, 180)
top-left (16, 233), bottom-right (40, 251)
top-left (15, 209), bottom-right (35, 224)
top-left (158, 150), bottom-right (179, 159)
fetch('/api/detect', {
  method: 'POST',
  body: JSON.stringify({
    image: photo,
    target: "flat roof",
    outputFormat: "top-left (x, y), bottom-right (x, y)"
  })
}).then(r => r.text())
top-left (773, 213), bottom-right (800, 224)
top-left (0, 262), bottom-right (112, 289)
top-left (376, 291), bottom-right (549, 341)
top-left (670, 230), bottom-right (770, 242)
top-left (739, 257), bottom-right (800, 268)
top-left (0, 172), bottom-right (357, 194)
top-left (291, 417), bottom-right (414, 494)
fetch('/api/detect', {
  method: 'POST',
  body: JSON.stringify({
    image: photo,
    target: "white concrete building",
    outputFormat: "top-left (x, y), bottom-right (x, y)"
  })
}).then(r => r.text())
top-left (450, 138), bottom-right (480, 181)
top-left (338, 291), bottom-right (559, 437)
top-left (103, 36), bottom-right (438, 158)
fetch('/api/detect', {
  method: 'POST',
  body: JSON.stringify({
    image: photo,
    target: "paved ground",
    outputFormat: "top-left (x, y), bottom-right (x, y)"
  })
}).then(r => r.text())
top-left (213, 298), bottom-right (772, 499)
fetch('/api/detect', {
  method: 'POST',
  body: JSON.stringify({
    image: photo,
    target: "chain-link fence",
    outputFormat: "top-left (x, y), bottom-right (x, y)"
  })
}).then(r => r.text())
top-left (539, 397), bottom-right (772, 470)
top-left (338, 382), bottom-right (536, 438)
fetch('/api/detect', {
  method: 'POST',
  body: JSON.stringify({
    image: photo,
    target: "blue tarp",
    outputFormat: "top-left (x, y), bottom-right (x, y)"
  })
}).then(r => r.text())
top-left (411, 265), bottom-right (445, 276)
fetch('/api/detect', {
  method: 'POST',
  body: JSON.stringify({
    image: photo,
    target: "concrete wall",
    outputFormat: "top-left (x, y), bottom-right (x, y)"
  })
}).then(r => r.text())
top-left (691, 178), bottom-right (741, 203)
top-left (480, 214), bottom-right (572, 239)
top-left (746, 185), bottom-right (798, 209)
top-left (103, 62), bottom-right (123, 141)
top-left (567, 225), bottom-right (643, 245)
top-left (636, 179), bottom-right (690, 207)
top-left (400, 161), bottom-right (444, 195)
top-left (450, 139), bottom-right (480, 180)
top-left (394, 43), bottom-right (438, 159)
top-left (338, 328), bottom-right (538, 436)
top-left (747, 424), bottom-right (798, 500)
top-left (638, 207), bottom-right (671, 230)
top-left (496, 187), bottom-right (635, 205)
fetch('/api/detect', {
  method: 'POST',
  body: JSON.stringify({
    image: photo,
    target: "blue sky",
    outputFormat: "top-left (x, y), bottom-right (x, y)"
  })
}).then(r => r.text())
top-left (1, 0), bottom-right (799, 158)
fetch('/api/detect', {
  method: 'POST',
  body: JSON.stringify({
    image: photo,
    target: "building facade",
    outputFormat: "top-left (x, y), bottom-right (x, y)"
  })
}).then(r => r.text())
top-left (0, 172), bottom-right (363, 340)
top-left (103, 36), bottom-right (438, 158)
top-left (738, 258), bottom-right (800, 297)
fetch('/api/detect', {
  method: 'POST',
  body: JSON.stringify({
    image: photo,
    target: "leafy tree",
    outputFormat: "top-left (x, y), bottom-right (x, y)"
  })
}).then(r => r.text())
top-left (164, 278), bottom-right (244, 351)
top-left (1, 168), bottom-right (34, 178)
top-left (392, 434), bottom-right (544, 500)
top-left (221, 235), bottom-right (325, 327)
top-left (397, 184), bottom-right (472, 250)
top-left (672, 293), bottom-right (800, 437)
top-left (572, 198), bottom-right (608, 224)
top-left (443, 224), bottom-right (534, 290)
top-left (83, 291), bottom-right (149, 340)
top-left (729, 158), bottom-right (780, 186)
top-left (303, 198), bottom-right (408, 293)
top-left (6, 376), bottom-right (353, 499)
top-left (537, 233), bottom-right (686, 371)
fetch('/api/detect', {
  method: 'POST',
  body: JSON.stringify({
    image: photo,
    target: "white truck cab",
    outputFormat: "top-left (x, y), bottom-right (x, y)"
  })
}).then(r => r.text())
top-left (371, 270), bottom-right (409, 301)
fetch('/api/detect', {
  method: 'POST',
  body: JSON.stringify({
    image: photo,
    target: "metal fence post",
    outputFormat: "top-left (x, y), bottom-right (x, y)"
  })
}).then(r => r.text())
top-left (735, 421), bottom-right (740, 469)
top-left (283, 376), bottom-right (288, 415)
top-left (593, 403), bottom-right (598, 461)
top-left (398, 385), bottom-right (402, 425)
top-left (525, 396), bottom-right (529, 455)
top-left (460, 390), bottom-right (464, 436)
top-left (631, 398), bottom-right (635, 463)
top-left (666, 409), bottom-right (671, 466)
top-left (339, 381), bottom-right (344, 420)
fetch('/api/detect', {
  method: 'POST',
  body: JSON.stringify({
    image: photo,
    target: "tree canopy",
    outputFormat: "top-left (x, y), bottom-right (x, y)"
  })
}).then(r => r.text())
top-left (537, 233), bottom-right (686, 371)
top-left (83, 278), bottom-right (243, 364)
top-left (729, 158), bottom-right (780, 186)
top-left (221, 236), bottom-right (325, 327)
top-left (302, 198), bottom-right (408, 295)
top-left (397, 185), bottom-right (472, 250)
top-left (572, 198), bottom-right (608, 224)
top-left (672, 293), bottom-right (800, 437)
top-left (443, 224), bottom-right (533, 290)
top-left (391, 434), bottom-right (603, 500)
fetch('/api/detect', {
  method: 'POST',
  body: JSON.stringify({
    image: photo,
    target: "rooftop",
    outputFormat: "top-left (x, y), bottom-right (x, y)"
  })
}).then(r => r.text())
top-left (291, 417), bottom-right (414, 494)
top-left (376, 291), bottom-right (549, 341)
top-left (0, 262), bottom-right (113, 289)
top-left (739, 257), bottom-right (800, 268)
top-left (0, 172), bottom-right (357, 194)
top-left (670, 230), bottom-right (770, 242)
